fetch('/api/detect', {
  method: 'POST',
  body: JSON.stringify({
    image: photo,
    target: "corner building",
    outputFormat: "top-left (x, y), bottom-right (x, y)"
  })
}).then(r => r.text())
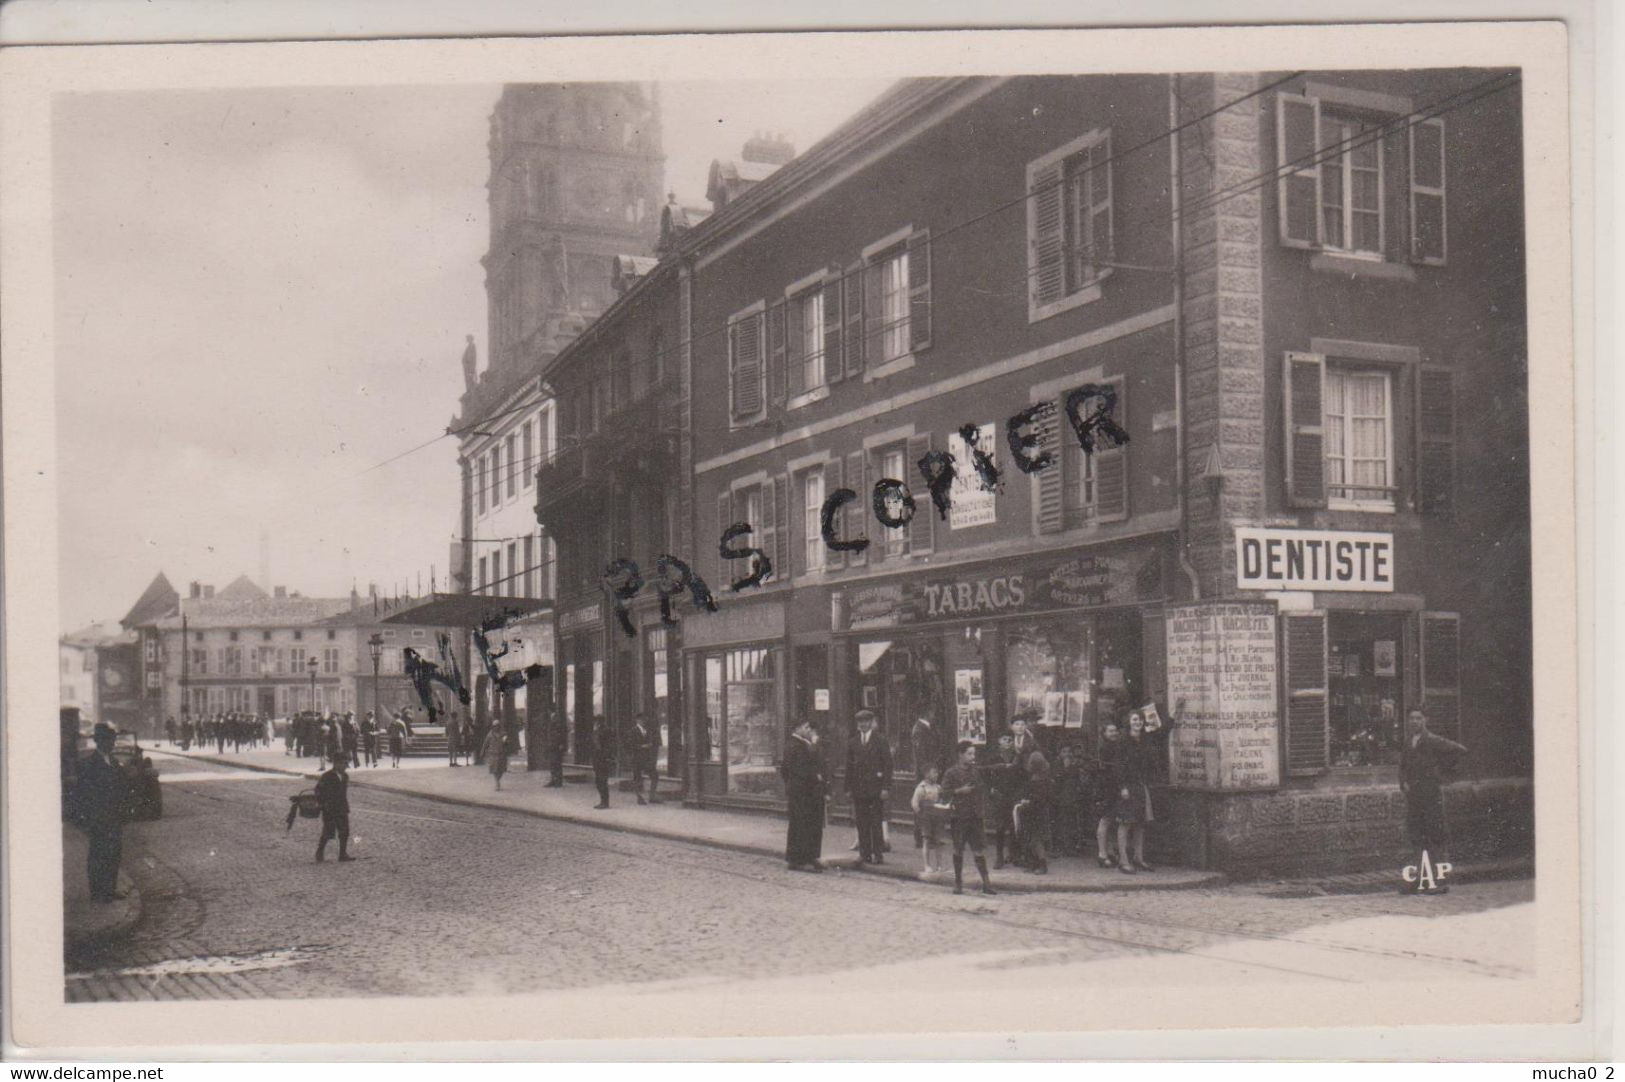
top-left (664, 72), bottom-right (1530, 875)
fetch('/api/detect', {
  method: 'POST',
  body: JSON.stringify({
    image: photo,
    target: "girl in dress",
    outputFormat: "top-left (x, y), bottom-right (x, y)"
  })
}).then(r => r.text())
top-left (909, 764), bottom-right (946, 879)
top-left (483, 722), bottom-right (510, 792)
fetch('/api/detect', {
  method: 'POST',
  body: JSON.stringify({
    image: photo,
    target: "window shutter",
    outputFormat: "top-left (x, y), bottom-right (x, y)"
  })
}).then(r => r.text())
top-left (824, 459), bottom-right (846, 569)
top-left (863, 259), bottom-right (885, 367)
top-left (1408, 117), bottom-right (1447, 265)
top-left (731, 313), bottom-right (763, 420)
top-left (715, 491), bottom-right (732, 586)
top-left (1415, 364), bottom-right (1456, 514)
top-left (768, 300), bottom-right (788, 406)
top-left (908, 230), bottom-right (932, 352)
top-left (790, 472), bottom-right (807, 578)
top-left (1282, 611), bottom-right (1329, 776)
top-left (1275, 93), bottom-right (1322, 249)
top-left (1420, 612), bottom-right (1461, 742)
top-left (1034, 401), bottom-right (1065, 535)
top-left (844, 451), bottom-right (867, 567)
top-left (823, 277), bottom-right (845, 383)
top-left (727, 322), bottom-right (741, 419)
top-left (772, 474), bottom-right (790, 581)
top-left (1027, 158), bottom-right (1066, 309)
top-left (1095, 377), bottom-right (1129, 523)
top-left (1283, 351), bottom-right (1328, 508)
top-left (759, 480), bottom-right (777, 585)
top-left (843, 265), bottom-right (865, 378)
top-left (1090, 134), bottom-right (1114, 267)
top-left (905, 433), bottom-right (934, 555)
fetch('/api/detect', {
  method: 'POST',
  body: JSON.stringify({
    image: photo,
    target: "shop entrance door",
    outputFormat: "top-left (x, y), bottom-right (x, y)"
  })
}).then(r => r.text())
top-left (258, 687), bottom-right (277, 717)
top-left (1326, 612), bottom-right (1405, 767)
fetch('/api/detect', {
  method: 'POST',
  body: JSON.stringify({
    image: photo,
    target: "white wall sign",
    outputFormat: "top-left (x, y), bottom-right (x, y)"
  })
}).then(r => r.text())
top-left (1235, 527), bottom-right (1394, 593)
top-left (947, 422), bottom-right (997, 530)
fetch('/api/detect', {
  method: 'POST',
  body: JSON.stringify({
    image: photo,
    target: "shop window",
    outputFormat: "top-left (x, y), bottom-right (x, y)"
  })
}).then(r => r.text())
top-left (850, 635), bottom-right (951, 778)
top-left (1006, 621), bottom-right (1094, 731)
top-left (1325, 366), bottom-right (1395, 511)
top-left (1328, 612), bottom-right (1404, 766)
top-left (723, 648), bottom-right (779, 794)
top-left (701, 656), bottom-right (723, 764)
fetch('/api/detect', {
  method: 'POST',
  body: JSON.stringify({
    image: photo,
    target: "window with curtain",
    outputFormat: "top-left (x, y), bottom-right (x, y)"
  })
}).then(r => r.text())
top-left (801, 470), bottom-right (825, 572)
top-left (800, 289), bottom-right (825, 392)
top-left (878, 445), bottom-right (909, 558)
top-left (879, 249), bottom-right (910, 362)
top-left (1324, 367), bottom-right (1394, 511)
top-left (1321, 112), bottom-right (1384, 256)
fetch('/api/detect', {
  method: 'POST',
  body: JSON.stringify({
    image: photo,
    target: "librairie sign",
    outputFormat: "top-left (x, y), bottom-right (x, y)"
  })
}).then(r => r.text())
top-left (1235, 527), bottom-right (1394, 593)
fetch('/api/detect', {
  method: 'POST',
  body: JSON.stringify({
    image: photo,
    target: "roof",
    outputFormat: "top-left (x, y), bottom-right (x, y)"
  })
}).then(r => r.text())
top-left (378, 592), bottom-right (553, 628)
top-left (62, 621), bottom-right (137, 648)
top-left (156, 595), bottom-right (353, 631)
top-left (216, 575), bottom-right (269, 602)
top-left (119, 572), bottom-right (180, 630)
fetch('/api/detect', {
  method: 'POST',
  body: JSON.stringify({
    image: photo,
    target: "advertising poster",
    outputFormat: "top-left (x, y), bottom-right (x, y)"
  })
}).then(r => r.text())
top-left (1165, 601), bottom-right (1279, 789)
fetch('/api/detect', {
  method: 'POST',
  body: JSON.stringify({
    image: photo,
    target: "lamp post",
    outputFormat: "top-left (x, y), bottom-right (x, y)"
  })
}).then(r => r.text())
top-left (368, 633), bottom-right (384, 722)
top-left (307, 655), bottom-right (319, 715)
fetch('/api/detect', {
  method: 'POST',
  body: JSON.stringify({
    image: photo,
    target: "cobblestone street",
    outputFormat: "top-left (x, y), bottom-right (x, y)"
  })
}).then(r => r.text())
top-left (63, 754), bottom-right (1536, 1003)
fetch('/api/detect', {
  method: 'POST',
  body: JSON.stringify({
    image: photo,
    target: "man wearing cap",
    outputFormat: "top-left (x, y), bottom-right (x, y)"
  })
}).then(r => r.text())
top-left (72, 722), bottom-right (131, 902)
top-left (846, 709), bottom-right (894, 865)
top-left (779, 720), bottom-right (827, 871)
top-left (315, 752), bottom-right (354, 863)
top-left (1400, 709), bottom-right (1467, 896)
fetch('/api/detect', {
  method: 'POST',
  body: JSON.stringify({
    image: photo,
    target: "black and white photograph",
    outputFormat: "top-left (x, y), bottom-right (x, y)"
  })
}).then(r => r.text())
top-left (0, 18), bottom-right (1586, 1060)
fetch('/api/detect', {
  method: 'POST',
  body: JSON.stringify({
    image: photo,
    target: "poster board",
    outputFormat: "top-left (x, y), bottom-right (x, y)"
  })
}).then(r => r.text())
top-left (1165, 601), bottom-right (1280, 789)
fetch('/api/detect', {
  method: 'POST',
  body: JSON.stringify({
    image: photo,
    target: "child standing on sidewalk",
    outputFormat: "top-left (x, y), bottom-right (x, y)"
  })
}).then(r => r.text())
top-left (910, 764), bottom-right (946, 880)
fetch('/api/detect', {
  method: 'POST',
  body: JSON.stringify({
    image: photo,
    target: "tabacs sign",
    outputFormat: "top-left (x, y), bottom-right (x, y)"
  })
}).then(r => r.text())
top-left (1235, 527), bottom-right (1394, 593)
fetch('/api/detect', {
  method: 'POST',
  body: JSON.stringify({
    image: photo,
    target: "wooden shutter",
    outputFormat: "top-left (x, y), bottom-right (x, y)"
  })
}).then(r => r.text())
top-left (843, 265), bottom-right (865, 378)
top-left (790, 472), bottom-right (807, 578)
top-left (714, 491), bottom-right (732, 586)
top-left (1028, 158), bottom-right (1066, 309)
top-left (824, 459), bottom-right (846, 570)
top-left (1420, 612), bottom-right (1461, 742)
top-left (1094, 377), bottom-right (1129, 523)
top-left (1281, 611), bottom-right (1329, 776)
top-left (822, 277), bottom-right (844, 384)
top-left (759, 480), bottom-right (777, 585)
top-left (908, 230), bottom-right (932, 352)
top-left (1283, 351), bottom-right (1327, 508)
top-left (772, 474), bottom-right (790, 581)
top-left (905, 432), bottom-right (934, 555)
top-left (1408, 117), bottom-right (1447, 265)
top-left (1416, 364), bottom-right (1456, 515)
top-left (782, 296), bottom-right (802, 398)
top-left (768, 300), bottom-right (788, 406)
top-left (1090, 134), bottom-right (1114, 267)
top-left (844, 451), bottom-right (867, 567)
top-left (731, 313), bottom-right (763, 420)
top-left (863, 259), bottom-right (885, 366)
top-left (1275, 92), bottom-right (1322, 249)
top-left (1034, 401), bottom-right (1065, 535)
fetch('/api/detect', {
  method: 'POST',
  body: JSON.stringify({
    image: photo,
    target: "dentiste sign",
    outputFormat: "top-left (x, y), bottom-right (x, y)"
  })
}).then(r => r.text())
top-left (1235, 527), bottom-right (1395, 593)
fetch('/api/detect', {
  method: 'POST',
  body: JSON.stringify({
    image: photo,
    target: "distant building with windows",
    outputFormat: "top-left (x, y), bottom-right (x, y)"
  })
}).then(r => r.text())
top-left (150, 576), bottom-right (452, 722)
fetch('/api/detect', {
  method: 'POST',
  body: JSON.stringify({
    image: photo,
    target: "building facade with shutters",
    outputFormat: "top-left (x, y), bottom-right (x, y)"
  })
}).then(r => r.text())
top-left (653, 70), bottom-right (1531, 874)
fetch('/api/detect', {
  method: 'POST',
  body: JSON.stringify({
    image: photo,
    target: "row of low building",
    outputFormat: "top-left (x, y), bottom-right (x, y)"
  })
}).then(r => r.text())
top-left (69, 572), bottom-right (458, 735)
top-left (425, 71), bottom-right (1532, 875)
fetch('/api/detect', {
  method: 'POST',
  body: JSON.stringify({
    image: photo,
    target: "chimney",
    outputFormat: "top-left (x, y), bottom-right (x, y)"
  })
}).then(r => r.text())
top-left (741, 131), bottom-right (794, 165)
top-left (202, 585), bottom-right (215, 599)
top-left (274, 586), bottom-right (287, 599)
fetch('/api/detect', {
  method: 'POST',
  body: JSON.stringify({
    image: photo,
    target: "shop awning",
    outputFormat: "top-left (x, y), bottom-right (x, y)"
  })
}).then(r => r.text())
top-left (377, 592), bottom-right (553, 629)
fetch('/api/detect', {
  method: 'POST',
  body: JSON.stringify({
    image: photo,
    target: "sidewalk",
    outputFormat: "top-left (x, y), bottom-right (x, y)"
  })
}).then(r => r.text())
top-left (152, 744), bottom-right (1226, 894)
top-left (62, 823), bottom-right (140, 950)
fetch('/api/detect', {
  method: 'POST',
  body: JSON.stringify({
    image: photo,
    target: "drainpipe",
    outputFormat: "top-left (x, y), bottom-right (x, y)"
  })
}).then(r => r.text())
top-left (1170, 73), bottom-right (1203, 604)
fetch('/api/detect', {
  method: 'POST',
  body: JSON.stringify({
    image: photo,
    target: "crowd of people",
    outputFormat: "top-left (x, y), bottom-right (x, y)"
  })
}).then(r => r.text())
top-left (782, 703), bottom-right (1184, 893)
top-left (163, 712), bottom-right (272, 753)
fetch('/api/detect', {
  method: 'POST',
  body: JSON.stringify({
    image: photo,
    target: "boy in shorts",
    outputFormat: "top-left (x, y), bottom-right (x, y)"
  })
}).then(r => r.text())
top-left (940, 740), bottom-right (997, 896)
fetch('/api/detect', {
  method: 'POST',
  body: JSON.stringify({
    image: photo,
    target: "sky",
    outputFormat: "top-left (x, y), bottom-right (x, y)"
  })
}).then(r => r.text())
top-left (53, 77), bottom-right (891, 632)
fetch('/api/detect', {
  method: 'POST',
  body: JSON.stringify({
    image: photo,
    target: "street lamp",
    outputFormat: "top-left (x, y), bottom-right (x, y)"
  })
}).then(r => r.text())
top-left (307, 655), bottom-right (319, 715)
top-left (368, 633), bottom-right (384, 722)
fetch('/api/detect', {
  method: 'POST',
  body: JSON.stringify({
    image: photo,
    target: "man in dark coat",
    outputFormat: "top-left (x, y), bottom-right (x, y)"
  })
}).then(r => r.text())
top-left (627, 714), bottom-right (660, 804)
top-left (984, 735), bottom-right (1025, 869)
top-left (590, 717), bottom-right (614, 809)
top-left (910, 712), bottom-right (944, 780)
top-left (846, 709), bottom-right (893, 864)
top-left (546, 713), bottom-right (568, 787)
top-left (72, 723), bottom-right (130, 902)
top-left (315, 752), bottom-right (354, 862)
top-left (779, 721), bottom-right (826, 871)
top-left (1400, 709), bottom-right (1467, 895)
